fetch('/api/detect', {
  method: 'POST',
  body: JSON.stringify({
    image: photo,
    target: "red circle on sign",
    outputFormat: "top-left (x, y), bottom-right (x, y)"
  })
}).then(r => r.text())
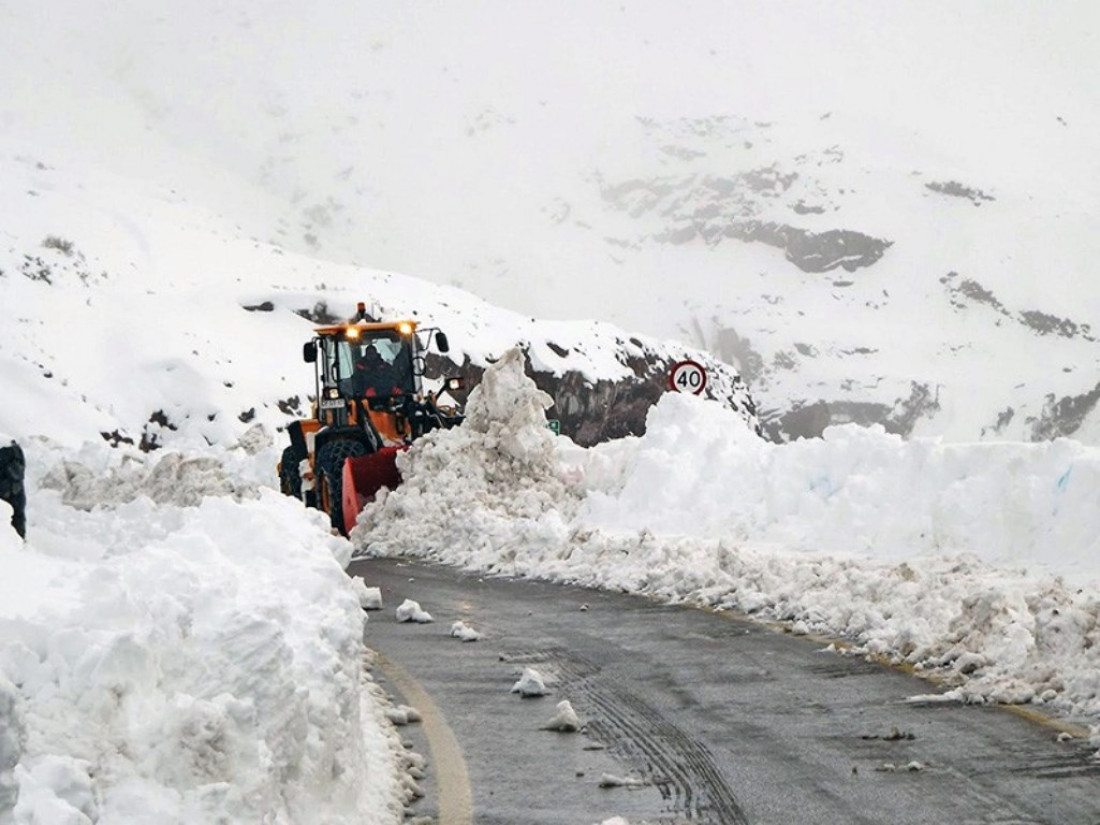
top-left (669, 360), bottom-right (708, 395)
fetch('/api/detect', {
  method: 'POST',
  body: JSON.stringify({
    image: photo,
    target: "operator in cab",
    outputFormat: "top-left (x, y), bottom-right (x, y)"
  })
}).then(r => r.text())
top-left (352, 342), bottom-right (404, 397)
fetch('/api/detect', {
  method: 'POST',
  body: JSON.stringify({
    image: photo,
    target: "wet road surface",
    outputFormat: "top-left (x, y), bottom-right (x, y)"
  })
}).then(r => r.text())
top-left (349, 557), bottom-right (1100, 825)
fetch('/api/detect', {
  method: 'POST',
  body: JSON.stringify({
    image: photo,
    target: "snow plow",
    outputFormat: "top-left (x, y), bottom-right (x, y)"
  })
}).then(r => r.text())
top-left (278, 302), bottom-right (463, 534)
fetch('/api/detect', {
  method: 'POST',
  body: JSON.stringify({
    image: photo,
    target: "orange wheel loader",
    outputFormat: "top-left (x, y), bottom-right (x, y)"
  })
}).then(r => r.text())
top-left (277, 302), bottom-right (463, 534)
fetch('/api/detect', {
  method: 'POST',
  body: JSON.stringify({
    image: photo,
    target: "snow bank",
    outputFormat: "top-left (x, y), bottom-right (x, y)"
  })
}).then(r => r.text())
top-left (0, 446), bottom-right (405, 825)
top-left (582, 393), bottom-right (1100, 574)
top-left (354, 353), bottom-right (1100, 723)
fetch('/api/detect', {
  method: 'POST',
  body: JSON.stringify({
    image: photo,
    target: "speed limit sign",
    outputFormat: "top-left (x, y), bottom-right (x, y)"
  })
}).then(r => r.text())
top-left (669, 359), bottom-right (707, 395)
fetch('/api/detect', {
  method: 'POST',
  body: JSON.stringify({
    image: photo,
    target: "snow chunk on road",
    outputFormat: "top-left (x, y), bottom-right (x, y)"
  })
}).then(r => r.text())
top-left (450, 620), bottom-right (482, 642)
top-left (542, 699), bottom-right (582, 732)
top-left (384, 705), bottom-right (422, 726)
top-left (351, 579), bottom-right (383, 610)
top-left (511, 667), bottom-right (549, 697)
top-left (395, 599), bottom-right (434, 624)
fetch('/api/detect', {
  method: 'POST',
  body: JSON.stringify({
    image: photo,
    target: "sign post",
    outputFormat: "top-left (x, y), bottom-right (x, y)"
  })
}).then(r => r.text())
top-left (669, 360), bottom-right (708, 396)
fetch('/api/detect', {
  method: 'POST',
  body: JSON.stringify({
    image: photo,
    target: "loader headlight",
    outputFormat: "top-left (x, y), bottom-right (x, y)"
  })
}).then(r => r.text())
top-left (327, 388), bottom-right (340, 399)
top-left (345, 327), bottom-right (361, 340)
top-left (397, 321), bottom-right (414, 336)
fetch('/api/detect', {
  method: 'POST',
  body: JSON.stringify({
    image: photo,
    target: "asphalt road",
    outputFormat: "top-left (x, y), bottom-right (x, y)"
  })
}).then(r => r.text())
top-left (348, 557), bottom-right (1100, 825)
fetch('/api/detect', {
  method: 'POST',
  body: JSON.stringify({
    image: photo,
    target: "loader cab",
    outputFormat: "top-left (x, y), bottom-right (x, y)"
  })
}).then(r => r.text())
top-left (303, 319), bottom-right (448, 446)
top-left (335, 330), bottom-right (418, 400)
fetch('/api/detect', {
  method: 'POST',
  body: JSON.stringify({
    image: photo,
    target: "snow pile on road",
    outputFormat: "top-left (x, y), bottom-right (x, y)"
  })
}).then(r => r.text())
top-left (1, 445), bottom-right (407, 825)
top-left (354, 355), bottom-right (1100, 724)
top-left (355, 348), bottom-right (584, 573)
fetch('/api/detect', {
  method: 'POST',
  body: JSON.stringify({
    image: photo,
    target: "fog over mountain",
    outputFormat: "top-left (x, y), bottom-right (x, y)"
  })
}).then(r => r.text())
top-left (5, 1), bottom-right (1099, 442)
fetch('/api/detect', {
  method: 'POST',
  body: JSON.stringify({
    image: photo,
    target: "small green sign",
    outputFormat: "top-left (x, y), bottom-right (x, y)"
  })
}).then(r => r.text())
top-left (546, 419), bottom-right (561, 436)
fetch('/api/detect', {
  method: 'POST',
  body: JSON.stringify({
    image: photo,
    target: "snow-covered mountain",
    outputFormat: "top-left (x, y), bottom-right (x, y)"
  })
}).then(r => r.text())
top-left (0, 142), bottom-right (758, 449)
top-left (4, 1), bottom-right (1096, 443)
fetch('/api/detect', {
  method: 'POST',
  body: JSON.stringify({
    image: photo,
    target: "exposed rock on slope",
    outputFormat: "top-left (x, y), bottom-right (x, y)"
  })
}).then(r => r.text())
top-left (426, 343), bottom-right (758, 447)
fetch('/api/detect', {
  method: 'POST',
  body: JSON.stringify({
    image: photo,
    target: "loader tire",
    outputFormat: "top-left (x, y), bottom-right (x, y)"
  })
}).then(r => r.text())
top-left (279, 445), bottom-right (302, 499)
top-left (317, 438), bottom-right (367, 533)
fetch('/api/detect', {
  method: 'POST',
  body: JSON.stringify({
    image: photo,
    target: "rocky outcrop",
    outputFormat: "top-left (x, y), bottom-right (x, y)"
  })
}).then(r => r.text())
top-left (925, 180), bottom-right (995, 206)
top-left (0, 439), bottom-right (25, 538)
top-left (1029, 384), bottom-right (1100, 441)
top-left (718, 222), bottom-right (890, 274)
top-left (763, 383), bottom-right (940, 441)
top-left (426, 346), bottom-right (759, 447)
top-left (942, 272), bottom-right (1097, 342)
top-left (595, 123), bottom-right (894, 279)
top-left (601, 167), bottom-right (892, 277)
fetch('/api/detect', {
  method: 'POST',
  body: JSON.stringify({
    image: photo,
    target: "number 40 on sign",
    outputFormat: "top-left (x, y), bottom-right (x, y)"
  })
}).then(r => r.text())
top-left (668, 360), bottom-right (707, 395)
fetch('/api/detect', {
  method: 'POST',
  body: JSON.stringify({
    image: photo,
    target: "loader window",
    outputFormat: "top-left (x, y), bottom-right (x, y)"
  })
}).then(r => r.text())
top-left (336, 332), bottom-right (416, 398)
top-left (332, 344), bottom-right (355, 384)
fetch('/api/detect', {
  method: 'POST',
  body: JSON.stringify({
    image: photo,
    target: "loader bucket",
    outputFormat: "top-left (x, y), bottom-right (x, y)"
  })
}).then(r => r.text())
top-left (341, 446), bottom-right (404, 535)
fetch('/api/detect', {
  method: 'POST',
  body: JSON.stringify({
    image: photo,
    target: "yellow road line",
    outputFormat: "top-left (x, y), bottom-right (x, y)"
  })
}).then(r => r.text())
top-left (375, 653), bottom-right (474, 825)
